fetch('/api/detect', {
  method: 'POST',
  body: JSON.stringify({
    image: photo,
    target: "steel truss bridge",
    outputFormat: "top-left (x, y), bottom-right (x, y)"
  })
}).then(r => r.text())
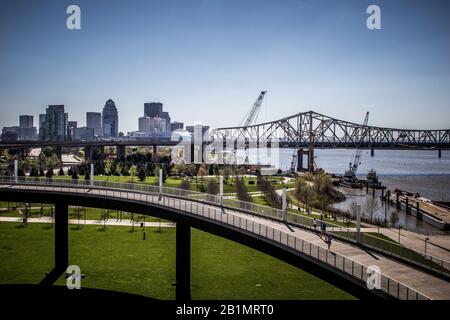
top-left (211, 111), bottom-right (450, 149)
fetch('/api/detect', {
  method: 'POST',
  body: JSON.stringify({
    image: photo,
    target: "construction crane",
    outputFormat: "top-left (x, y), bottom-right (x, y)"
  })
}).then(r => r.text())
top-left (239, 91), bottom-right (267, 127)
top-left (342, 112), bottom-right (369, 187)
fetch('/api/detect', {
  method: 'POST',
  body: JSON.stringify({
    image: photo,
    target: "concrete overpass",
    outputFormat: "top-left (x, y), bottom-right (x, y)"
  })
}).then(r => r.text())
top-left (1, 178), bottom-right (449, 300)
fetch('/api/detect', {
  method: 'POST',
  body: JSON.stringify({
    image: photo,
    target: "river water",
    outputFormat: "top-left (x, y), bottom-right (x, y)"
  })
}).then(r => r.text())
top-left (278, 149), bottom-right (450, 233)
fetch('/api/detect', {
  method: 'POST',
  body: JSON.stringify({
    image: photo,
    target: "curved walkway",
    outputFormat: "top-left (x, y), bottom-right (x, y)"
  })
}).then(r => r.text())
top-left (1, 181), bottom-right (449, 300)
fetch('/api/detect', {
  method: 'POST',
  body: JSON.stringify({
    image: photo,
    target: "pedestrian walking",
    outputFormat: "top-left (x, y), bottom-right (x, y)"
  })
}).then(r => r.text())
top-left (313, 218), bottom-right (317, 232)
top-left (321, 221), bottom-right (327, 237)
top-left (327, 233), bottom-right (332, 250)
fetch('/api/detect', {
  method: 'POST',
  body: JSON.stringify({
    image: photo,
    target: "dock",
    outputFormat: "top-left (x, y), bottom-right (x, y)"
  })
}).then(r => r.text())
top-left (389, 192), bottom-right (450, 230)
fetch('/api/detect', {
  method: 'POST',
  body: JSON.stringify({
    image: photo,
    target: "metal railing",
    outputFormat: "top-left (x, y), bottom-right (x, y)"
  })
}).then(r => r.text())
top-left (0, 176), bottom-right (434, 300)
top-left (2, 176), bottom-right (450, 276)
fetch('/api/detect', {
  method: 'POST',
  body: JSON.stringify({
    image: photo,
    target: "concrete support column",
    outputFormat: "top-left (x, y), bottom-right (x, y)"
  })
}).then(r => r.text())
top-left (55, 146), bottom-right (62, 162)
top-left (281, 188), bottom-right (287, 221)
top-left (297, 148), bottom-right (303, 171)
top-left (176, 222), bottom-right (191, 301)
top-left (55, 202), bottom-right (69, 271)
top-left (438, 148), bottom-right (442, 158)
top-left (219, 176), bottom-right (224, 206)
top-left (13, 159), bottom-right (18, 183)
top-left (84, 146), bottom-right (93, 162)
top-left (307, 148), bottom-right (314, 172)
top-left (116, 145), bottom-right (126, 160)
top-left (371, 148), bottom-right (374, 157)
top-left (356, 204), bottom-right (361, 244)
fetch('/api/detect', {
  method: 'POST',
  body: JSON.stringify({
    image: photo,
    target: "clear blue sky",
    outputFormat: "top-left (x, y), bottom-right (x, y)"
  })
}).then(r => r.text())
top-left (0, 0), bottom-right (449, 132)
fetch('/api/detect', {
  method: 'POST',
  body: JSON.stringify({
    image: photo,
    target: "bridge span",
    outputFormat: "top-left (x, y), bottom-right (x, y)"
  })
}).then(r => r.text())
top-left (211, 110), bottom-right (450, 170)
top-left (1, 178), bottom-right (449, 300)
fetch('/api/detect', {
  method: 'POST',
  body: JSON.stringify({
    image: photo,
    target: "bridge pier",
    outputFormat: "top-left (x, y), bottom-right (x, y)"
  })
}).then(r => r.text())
top-left (116, 145), bottom-right (126, 160)
top-left (84, 146), bottom-right (93, 162)
top-left (296, 148), bottom-right (314, 172)
top-left (55, 202), bottom-right (69, 271)
top-left (307, 148), bottom-right (314, 172)
top-left (55, 146), bottom-right (62, 162)
top-left (176, 222), bottom-right (191, 301)
top-left (438, 148), bottom-right (442, 158)
top-left (371, 148), bottom-right (374, 157)
top-left (297, 149), bottom-right (303, 171)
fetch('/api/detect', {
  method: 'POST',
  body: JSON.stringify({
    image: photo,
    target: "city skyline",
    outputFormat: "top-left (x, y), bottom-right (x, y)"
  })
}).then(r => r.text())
top-left (1, 0), bottom-right (450, 133)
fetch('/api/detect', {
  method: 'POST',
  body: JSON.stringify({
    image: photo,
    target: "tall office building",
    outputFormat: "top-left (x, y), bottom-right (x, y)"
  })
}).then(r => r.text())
top-left (19, 115), bottom-right (33, 128)
top-left (170, 121), bottom-right (184, 131)
top-left (42, 105), bottom-right (67, 141)
top-left (86, 112), bottom-right (102, 137)
top-left (68, 121), bottom-right (78, 140)
top-left (161, 112), bottom-right (171, 131)
top-left (38, 114), bottom-right (46, 140)
top-left (144, 102), bottom-right (163, 118)
top-left (138, 116), bottom-right (167, 133)
top-left (102, 99), bottom-right (119, 137)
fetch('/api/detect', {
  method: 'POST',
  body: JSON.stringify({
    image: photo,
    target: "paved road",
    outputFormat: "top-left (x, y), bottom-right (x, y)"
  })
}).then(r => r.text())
top-left (1, 183), bottom-right (449, 300)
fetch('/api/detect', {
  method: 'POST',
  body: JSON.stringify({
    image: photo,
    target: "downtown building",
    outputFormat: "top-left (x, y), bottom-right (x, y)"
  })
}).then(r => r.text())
top-left (86, 112), bottom-right (102, 137)
top-left (1, 115), bottom-right (38, 141)
top-left (40, 105), bottom-right (68, 141)
top-left (102, 99), bottom-right (119, 137)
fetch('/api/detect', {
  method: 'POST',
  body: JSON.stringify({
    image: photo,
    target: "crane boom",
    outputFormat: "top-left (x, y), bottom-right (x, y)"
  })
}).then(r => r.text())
top-left (239, 91), bottom-right (267, 127)
top-left (350, 111), bottom-right (369, 176)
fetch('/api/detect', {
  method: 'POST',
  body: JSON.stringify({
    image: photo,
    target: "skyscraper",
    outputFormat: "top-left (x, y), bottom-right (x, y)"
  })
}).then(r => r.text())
top-left (68, 121), bottom-right (78, 140)
top-left (170, 121), bottom-right (184, 131)
top-left (38, 114), bottom-right (46, 140)
top-left (144, 102), bottom-right (163, 118)
top-left (102, 99), bottom-right (119, 137)
top-left (43, 105), bottom-right (67, 141)
top-left (86, 112), bottom-right (102, 137)
top-left (19, 115), bottom-right (33, 128)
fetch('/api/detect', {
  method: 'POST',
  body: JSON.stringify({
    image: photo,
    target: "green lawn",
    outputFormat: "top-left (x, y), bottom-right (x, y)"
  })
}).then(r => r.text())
top-left (41, 175), bottom-right (293, 192)
top-left (0, 203), bottom-right (166, 223)
top-left (0, 222), bottom-right (354, 300)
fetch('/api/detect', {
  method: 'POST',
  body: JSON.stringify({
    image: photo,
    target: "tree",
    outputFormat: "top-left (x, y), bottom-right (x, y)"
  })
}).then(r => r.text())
top-left (128, 165), bottom-right (138, 181)
top-left (223, 166), bottom-right (231, 184)
top-left (364, 197), bottom-right (380, 222)
top-left (115, 163), bottom-right (122, 177)
top-left (235, 177), bottom-right (252, 202)
top-left (198, 163), bottom-right (207, 181)
top-left (39, 168), bottom-right (45, 177)
top-left (104, 159), bottom-right (112, 180)
top-left (29, 166), bottom-right (38, 177)
top-left (153, 165), bottom-right (167, 183)
top-left (389, 211), bottom-right (399, 228)
top-left (46, 167), bottom-right (54, 179)
top-left (138, 166), bottom-right (146, 182)
top-left (207, 180), bottom-right (218, 195)
top-left (72, 170), bottom-right (79, 180)
top-left (58, 167), bottom-right (65, 176)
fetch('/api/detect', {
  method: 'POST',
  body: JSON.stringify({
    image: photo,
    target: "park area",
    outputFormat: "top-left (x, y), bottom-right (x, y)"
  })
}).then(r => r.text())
top-left (0, 221), bottom-right (354, 300)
